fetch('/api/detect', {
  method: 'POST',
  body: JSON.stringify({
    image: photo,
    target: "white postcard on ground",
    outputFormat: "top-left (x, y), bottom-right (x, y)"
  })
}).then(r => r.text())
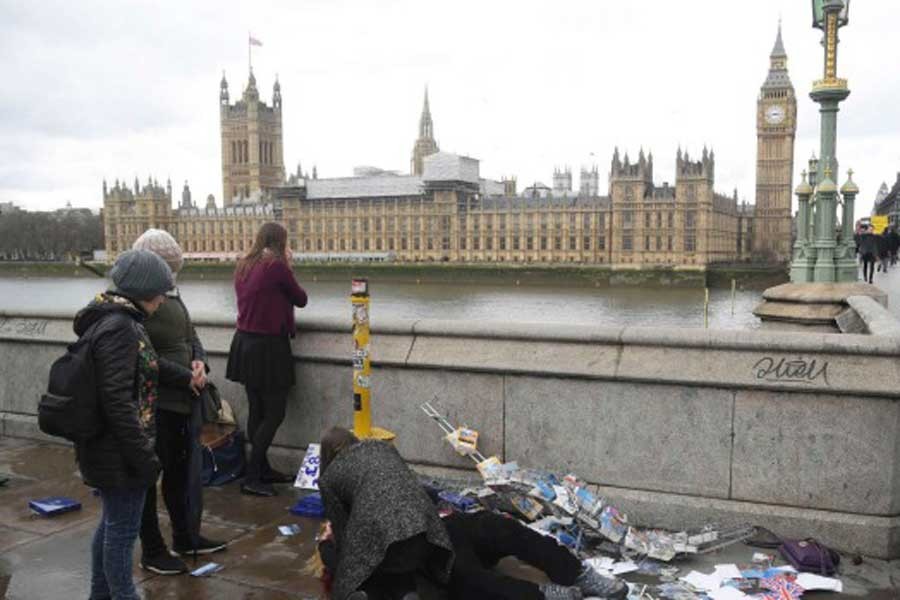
top-left (795, 573), bottom-right (843, 592)
top-left (294, 443), bottom-right (321, 490)
top-left (708, 587), bottom-right (748, 600)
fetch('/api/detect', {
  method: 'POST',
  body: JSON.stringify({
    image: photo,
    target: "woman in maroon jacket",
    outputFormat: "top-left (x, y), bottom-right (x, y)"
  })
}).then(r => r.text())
top-left (226, 222), bottom-right (308, 496)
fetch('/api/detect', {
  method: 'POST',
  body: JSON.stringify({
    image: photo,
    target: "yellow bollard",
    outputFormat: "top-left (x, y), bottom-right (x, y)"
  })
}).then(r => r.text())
top-left (350, 278), bottom-right (395, 441)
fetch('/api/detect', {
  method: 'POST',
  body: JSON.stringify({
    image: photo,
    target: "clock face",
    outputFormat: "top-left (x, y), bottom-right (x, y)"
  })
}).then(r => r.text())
top-left (765, 105), bottom-right (786, 125)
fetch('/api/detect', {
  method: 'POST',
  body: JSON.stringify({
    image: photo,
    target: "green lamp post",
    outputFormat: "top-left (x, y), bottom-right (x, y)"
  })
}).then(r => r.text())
top-left (792, 0), bottom-right (856, 283)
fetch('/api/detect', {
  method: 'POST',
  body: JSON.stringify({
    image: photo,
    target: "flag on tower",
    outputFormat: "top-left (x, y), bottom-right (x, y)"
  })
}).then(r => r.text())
top-left (249, 35), bottom-right (263, 47)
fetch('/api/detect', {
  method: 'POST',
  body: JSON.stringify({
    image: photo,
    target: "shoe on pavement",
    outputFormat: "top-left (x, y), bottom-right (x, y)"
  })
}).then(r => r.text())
top-left (575, 565), bottom-right (628, 600)
top-left (140, 552), bottom-right (189, 575)
top-left (172, 534), bottom-right (228, 556)
top-left (241, 480), bottom-right (277, 497)
top-left (540, 583), bottom-right (583, 600)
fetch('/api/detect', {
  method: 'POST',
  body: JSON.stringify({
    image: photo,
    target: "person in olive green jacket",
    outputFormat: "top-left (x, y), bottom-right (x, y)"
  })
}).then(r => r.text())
top-left (132, 229), bottom-right (228, 575)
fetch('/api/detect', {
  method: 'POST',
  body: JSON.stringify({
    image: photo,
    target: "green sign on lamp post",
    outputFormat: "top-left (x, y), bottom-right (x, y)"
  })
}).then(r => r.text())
top-left (791, 0), bottom-right (857, 283)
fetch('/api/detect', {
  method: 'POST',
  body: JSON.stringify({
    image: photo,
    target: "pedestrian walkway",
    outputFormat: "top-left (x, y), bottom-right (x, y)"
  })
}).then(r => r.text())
top-left (2, 437), bottom-right (899, 599)
top-left (866, 260), bottom-right (900, 322)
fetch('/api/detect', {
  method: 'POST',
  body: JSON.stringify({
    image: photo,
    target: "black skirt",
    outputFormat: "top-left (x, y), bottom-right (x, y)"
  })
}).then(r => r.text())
top-left (226, 330), bottom-right (296, 390)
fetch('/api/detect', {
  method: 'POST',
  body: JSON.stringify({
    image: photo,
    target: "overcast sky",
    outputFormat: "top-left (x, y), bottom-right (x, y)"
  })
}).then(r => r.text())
top-left (1, 0), bottom-right (897, 221)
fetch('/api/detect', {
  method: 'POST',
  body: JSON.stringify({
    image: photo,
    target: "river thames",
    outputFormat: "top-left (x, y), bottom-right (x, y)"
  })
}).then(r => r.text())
top-left (0, 276), bottom-right (765, 329)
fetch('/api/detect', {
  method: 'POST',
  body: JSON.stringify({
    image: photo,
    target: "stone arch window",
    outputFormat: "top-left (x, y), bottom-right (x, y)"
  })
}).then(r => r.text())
top-left (232, 141), bottom-right (237, 164)
top-left (243, 141), bottom-right (249, 164)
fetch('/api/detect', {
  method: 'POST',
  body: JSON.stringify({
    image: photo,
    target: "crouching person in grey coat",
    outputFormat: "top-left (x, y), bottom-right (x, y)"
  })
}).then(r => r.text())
top-left (318, 427), bottom-right (454, 600)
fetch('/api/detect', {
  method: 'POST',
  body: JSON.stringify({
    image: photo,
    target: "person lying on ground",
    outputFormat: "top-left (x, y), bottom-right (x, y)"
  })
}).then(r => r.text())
top-left (318, 427), bottom-right (454, 600)
top-left (316, 488), bottom-right (628, 599)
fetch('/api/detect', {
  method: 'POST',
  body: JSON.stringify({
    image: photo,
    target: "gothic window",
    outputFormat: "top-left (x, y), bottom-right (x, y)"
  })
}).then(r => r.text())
top-left (625, 187), bottom-right (634, 202)
top-left (657, 236), bottom-right (662, 250)
top-left (668, 212), bottom-right (674, 228)
top-left (583, 236), bottom-right (591, 250)
top-left (541, 237), bottom-right (547, 250)
top-left (685, 211), bottom-right (696, 228)
top-left (555, 237), bottom-right (562, 250)
top-left (686, 185), bottom-right (696, 202)
top-left (623, 212), bottom-right (633, 227)
top-left (513, 237), bottom-right (520, 250)
top-left (644, 236), bottom-right (650, 250)
top-left (622, 235), bottom-right (633, 251)
top-left (668, 236), bottom-right (673, 251)
top-left (657, 212), bottom-right (662, 227)
top-left (685, 236), bottom-right (696, 252)
top-left (232, 141), bottom-right (237, 164)
top-left (569, 236), bottom-right (576, 249)
top-left (644, 213), bottom-right (651, 228)
top-left (598, 236), bottom-right (605, 250)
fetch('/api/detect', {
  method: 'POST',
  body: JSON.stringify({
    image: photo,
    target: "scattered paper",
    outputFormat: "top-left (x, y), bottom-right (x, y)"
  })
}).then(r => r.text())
top-left (708, 587), bottom-right (748, 600)
top-left (278, 524), bottom-right (301, 536)
top-left (713, 564), bottom-right (743, 581)
top-left (293, 443), bottom-right (321, 490)
top-left (612, 560), bottom-right (639, 575)
top-left (585, 556), bottom-right (616, 572)
top-left (680, 570), bottom-right (723, 592)
top-left (796, 573), bottom-right (843, 592)
top-left (190, 562), bottom-right (223, 577)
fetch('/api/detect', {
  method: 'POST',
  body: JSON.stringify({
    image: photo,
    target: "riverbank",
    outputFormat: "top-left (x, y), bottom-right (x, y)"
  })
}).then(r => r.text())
top-left (0, 261), bottom-right (787, 289)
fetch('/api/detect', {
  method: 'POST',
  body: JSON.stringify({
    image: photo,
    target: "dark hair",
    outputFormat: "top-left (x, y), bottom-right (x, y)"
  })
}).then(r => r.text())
top-left (320, 426), bottom-right (359, 474)
top-left (235, 222), bottom-right (288, 281)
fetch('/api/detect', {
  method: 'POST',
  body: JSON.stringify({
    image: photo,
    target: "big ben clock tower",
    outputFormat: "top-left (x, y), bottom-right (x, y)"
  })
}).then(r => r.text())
top-left (754, 24), bottom-right (797, 262)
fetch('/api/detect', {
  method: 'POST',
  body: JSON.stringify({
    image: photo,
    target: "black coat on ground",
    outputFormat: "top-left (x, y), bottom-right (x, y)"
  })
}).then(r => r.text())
top-left (319, 440), bottom-right (454, 600)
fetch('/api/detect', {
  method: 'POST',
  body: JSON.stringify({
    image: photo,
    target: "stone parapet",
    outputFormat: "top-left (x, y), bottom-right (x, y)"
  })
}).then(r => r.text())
top-left (3, 310), bottom-right (900, 556)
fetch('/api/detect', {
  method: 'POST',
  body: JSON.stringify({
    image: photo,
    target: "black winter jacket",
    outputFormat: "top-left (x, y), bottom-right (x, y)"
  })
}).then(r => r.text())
top-left (72, 293), bottom-right (181, 489)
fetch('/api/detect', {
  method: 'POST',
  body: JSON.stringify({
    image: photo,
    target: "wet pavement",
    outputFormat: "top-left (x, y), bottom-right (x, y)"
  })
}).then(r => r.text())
top-left (2, 437), bottom-right (900, 599)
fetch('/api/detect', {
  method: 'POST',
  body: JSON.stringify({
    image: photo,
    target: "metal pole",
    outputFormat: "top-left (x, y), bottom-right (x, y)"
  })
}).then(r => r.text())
top-left (731, 279), bottom-right (736, 316)
top-left (704, 288), bottom-right (710, 329)
top-left (351, 279), bottom-right (372, 437)
top-left (350, 279), bottom-right (395, 441)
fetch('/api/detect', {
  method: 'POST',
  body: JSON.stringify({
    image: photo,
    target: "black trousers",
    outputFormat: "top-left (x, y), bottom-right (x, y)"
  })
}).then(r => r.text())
top-left (319, 534), bottom-right (430, 600)
top-left (140, 409), bottom-right (193, 555)
top-left (444, 512), bottom-right (582, 600)
top-left (862, 256), bottom-right (875, 283)
top-left (245, 386), bottom-right (289, 482)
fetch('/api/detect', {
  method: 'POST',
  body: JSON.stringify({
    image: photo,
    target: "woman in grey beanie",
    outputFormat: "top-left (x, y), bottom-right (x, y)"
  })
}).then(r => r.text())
top-left (75, 249), bottom-right (175, 600)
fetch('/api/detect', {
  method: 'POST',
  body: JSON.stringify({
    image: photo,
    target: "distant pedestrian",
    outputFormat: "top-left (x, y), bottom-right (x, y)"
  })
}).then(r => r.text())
top-left (73, 249), bottom-right (173, 600)
top-left (226, 222), bottom-right (308, 497)
top-left (858, 226), bottom-right (877, 284)
top-left (318, 427), bottom-right (455, 600)
top-left (889, 227), bottom-right (900, 266)
top-left (131, 229), bottom-right (227, 575)
top-left (877, 231), bottom-right (891, 274)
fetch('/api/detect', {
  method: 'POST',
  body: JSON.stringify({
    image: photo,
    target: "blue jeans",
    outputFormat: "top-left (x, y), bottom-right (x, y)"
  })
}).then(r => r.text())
top-left (90, 487), bottom-right (147, 600)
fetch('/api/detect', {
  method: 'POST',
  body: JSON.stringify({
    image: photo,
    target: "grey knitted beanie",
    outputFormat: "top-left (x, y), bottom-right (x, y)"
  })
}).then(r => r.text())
top-left (109, 249), bottom-right (174, 300)
top-left (132, 228), bottom-right (184, 274)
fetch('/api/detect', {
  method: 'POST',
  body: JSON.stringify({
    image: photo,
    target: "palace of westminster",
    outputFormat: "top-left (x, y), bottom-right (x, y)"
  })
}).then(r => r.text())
top-left (103, 26), bottom-right (796, 267)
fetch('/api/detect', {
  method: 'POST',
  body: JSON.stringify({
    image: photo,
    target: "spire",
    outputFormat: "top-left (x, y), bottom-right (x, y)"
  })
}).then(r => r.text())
top-left (220, 71), bottom-right (229, 105)
top-left (419, 85), bottom-right (433, 139)
top-left (273, 74), bottom-right (282, 109)
top-left (771, 20), bottom-right (787, 59)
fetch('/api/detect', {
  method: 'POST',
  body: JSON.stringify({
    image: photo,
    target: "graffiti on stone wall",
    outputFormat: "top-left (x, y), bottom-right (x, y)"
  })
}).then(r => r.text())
top-left (0, 318), bottom-right (50, 337)
top-left (751, 356), bottom-right (829, 386)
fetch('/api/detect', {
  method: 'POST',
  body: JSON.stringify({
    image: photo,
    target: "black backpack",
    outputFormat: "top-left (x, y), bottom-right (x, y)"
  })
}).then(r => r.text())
top-left (39, 323), bottom-right (103, 442)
